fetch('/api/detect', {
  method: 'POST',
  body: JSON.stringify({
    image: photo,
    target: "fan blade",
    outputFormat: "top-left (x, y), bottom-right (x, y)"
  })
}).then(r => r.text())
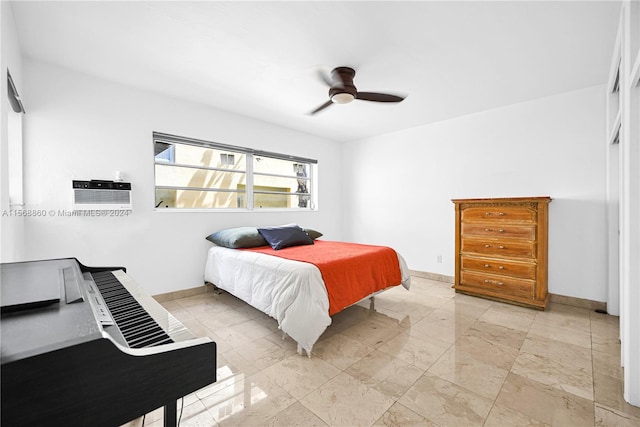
top-left (356, 92), bottom-right (405, 103)
top-left (308, 100), bottom-right (334, 115)
top-left (316, 69), bottom-right (334, 87)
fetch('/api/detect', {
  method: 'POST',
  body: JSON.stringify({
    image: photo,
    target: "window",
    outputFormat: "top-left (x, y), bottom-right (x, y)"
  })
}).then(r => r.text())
top-left (153, 132), bottom-right (317, 210)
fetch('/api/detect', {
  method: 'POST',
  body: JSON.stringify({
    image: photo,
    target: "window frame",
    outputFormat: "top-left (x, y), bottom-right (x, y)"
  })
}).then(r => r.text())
top-left (153, 132), bottom-right (317, 211)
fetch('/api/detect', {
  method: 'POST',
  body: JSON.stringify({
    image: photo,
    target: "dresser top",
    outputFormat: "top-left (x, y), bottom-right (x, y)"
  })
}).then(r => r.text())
top-left (451, 196), bottom-right (552, 204)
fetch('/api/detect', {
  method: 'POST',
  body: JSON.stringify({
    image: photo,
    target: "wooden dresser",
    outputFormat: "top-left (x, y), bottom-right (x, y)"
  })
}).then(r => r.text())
top-left (452, 197), bottom-right (552, 310)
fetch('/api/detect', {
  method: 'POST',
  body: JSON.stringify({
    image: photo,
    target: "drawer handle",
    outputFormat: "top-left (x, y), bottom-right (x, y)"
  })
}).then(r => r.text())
top-left (484, 264), bottom-right (490, 268)
top-left (499, 245), bottom-right (505, 249)
top-left (484, 228), bottom-right (505, 233)
top-left (484, 279), bottom-right (505, 286)
top-left (485, 244), bottom-right (491, 248)
top-left (498, 266), bottom-right (505, 269)
top-left (484, 212), bottom-right (505, 216)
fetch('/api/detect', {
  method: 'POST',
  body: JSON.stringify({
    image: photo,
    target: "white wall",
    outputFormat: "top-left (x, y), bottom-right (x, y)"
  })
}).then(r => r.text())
top-left (20, 59), bottom-right (343, 295)
top-left (0, 0), bottom-right (25, 262)
top-left (343, 85), bottom-right (607, 302)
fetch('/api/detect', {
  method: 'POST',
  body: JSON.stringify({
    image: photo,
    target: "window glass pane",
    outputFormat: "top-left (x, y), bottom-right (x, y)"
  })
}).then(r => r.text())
top-left (253, 175), bottom-right (303, 192)
top-left (252, 192), bottom-right (310, 209)
top-left (155, 164), bottom-right (246, 189)
top-left (253, 157), bottom-right (311, 208)
top-left (155, 142), bottom-right (245, 169)
top-left (155, 189), bottom-right (246, 209)
top-left (253, 156), bottom-right (302, 175)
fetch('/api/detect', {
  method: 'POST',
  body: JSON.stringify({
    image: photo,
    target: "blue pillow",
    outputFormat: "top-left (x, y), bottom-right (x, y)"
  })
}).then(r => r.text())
top-left (257, 224), bottom-right (314, 250)
top-left (205, 227), bottom-right (268, 248)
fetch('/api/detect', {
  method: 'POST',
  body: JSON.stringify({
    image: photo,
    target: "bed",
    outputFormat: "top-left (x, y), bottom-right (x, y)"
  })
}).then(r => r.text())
top-left (203, 225), bottom-right (411, 356)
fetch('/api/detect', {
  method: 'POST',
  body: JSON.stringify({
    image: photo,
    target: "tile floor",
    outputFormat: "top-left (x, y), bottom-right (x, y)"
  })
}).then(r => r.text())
top-left (123, 276), bottom-right (640, 426)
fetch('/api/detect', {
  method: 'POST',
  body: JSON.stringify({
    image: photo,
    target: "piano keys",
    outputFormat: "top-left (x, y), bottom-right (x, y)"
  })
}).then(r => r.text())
top-left (0, 258), bottom-right (217, 427)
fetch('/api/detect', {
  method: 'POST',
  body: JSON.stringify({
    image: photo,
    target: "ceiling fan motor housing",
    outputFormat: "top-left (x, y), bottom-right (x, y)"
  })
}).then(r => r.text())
top-left (330, 67), bottom-right (357, 102)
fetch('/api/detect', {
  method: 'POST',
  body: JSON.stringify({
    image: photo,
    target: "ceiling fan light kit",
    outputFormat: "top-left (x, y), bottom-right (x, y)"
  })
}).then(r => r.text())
top-left (331, 92), bottom-right (355, 104)
top-left (309, 66), bottom-right (406, 115)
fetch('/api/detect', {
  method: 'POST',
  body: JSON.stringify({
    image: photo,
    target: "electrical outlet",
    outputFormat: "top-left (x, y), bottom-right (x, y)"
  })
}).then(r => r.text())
top-left (437, 255), bottom-right (442, 263)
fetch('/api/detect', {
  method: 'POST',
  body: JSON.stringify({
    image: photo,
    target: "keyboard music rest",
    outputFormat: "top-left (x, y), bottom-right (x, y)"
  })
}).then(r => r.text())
top-left (1, 258), bottom-right (217, 427)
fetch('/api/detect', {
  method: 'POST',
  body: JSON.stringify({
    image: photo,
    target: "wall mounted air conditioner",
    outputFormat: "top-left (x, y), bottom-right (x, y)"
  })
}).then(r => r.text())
top-left (72, 180), bottom-right (132, 210)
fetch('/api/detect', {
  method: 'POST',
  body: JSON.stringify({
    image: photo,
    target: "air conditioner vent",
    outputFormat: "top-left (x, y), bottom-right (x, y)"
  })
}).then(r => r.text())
top-left (72, 180), bottom-right (132, 210)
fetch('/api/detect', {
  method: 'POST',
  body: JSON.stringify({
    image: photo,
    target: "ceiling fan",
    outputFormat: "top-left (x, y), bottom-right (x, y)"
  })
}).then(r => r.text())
top-left (308, 66), bottom-right (406, 115)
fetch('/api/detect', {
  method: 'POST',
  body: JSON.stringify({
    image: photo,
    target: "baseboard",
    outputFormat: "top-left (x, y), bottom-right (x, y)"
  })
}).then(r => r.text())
top-left (409, 269), bottom-right (454, 284)
top-left (153, 284), bottom-right (210, 303)
top-left (409, 270), bottom-right (607, 312)
top-left (549, 293), bottom-right (607, 312)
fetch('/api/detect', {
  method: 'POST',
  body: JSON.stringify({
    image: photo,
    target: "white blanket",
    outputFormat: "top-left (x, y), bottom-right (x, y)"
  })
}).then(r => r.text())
top-left (204, 245), bottom-right (411, 355)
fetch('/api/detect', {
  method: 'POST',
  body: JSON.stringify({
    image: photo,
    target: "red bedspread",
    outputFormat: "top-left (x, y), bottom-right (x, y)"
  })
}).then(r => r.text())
top-left (243, 240), bottom-right (402, 315)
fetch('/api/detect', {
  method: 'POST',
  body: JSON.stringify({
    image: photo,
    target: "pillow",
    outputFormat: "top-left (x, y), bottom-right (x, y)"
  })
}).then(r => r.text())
top-left (205, 227), bottom-right (267, 249)
top-left (303, 228), bottom-right (323, 240)
top-left (257, 224), bottom-right (314, 250)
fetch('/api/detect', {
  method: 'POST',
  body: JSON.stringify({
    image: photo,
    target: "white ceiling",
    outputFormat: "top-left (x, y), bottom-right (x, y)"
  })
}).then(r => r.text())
top-left (10, 0), bottom-right (621, 142)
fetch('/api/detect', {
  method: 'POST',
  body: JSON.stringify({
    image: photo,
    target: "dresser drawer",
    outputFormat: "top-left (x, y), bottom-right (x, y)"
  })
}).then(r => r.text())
top-left (461, 238), bottom-right (536, 259)
top-left (460, 271), bottom-right (534, 297)
top-left (461, 223), bottom-right (535, 240)
top-left (461, 255), bottom-right (536, 279)
top-left (462, 206), bottom-right (536, 223)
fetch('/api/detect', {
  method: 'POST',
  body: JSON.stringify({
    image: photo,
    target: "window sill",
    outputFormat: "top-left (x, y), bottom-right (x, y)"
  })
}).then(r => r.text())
top-left (153, 208), bottom-right (317, 213)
